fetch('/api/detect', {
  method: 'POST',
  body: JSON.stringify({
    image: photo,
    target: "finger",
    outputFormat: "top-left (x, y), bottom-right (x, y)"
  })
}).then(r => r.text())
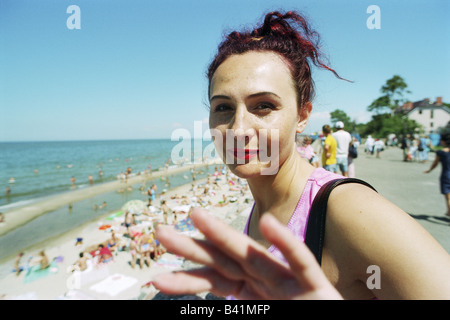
top-left (152, 267), bottom-right (246, 298)
top-left (155, 224), bottom-right (246, 280)
top-left (259, 214), bottom-right (339, 292)
top-left (190, 209), bottom-right (293, 281)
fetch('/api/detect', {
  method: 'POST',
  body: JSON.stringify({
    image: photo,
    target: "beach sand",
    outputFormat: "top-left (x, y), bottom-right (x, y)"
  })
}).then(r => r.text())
top-left (0, 165), bottom-right (253, 300)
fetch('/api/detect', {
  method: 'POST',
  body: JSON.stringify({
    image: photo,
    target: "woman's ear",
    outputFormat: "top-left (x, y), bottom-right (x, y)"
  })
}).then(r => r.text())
top-left (296, 102), bottom-right (312, 134)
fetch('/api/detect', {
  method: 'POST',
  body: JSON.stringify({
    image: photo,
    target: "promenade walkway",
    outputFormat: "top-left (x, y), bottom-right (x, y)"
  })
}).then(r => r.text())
top-left (352, 145), bottom-right (449, 252)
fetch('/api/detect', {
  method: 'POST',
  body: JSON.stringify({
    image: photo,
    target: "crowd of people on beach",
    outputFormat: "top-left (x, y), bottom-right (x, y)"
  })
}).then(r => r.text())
top-left (6, 164), bottom-right (251, 299)
top-left (81, 164), bottom-right (247, 264)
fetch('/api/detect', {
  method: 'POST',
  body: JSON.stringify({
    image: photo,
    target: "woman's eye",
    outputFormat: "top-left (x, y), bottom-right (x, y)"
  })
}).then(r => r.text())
top-left (255, 103), bottom-right (275, 110)
top-left (213, 104), bottom-right (232, 112)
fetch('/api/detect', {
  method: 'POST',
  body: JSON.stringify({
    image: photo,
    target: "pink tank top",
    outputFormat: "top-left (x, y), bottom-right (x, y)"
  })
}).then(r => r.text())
top-left (244, 167), bottom-right (343, 263)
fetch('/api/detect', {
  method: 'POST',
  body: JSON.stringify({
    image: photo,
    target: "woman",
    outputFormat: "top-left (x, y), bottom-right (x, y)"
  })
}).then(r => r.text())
top-left (154, 11), bottom-right (450, 299)
top-left (425, 132), bottom-right (450, 217)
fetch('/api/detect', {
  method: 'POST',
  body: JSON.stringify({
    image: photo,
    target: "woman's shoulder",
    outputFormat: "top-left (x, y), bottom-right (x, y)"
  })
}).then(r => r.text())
top-left (322, 181), bottom-right (423, 264)
top-left (309, 167), bottom-right (343, 185)
top-left (324, 179), bottom-right (443, 246)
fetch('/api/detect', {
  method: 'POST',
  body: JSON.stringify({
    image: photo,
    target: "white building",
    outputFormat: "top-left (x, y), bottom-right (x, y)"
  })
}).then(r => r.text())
top-left (397, 97), bottom-right (450, 134)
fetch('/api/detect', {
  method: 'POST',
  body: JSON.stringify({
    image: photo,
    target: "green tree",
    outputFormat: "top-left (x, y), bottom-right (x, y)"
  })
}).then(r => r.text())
top-left (362, 113), bottom-right (421, 138)
top-left (367, 75), bottom-right (411, 115)
top-left (330, 109), bottom-right (355, 131)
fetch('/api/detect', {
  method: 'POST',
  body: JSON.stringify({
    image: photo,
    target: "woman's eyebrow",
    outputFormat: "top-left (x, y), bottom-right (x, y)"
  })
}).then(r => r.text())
top-left (210, 95), bottom-right (231, 102)
top-left (248, 91), bottom-right (281, 99)
top-left (210, 91), bottom-right (281, 102)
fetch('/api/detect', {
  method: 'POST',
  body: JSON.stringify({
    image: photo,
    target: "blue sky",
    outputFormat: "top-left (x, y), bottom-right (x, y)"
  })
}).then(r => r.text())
top-left (1, 0), bottom-right (449, 141)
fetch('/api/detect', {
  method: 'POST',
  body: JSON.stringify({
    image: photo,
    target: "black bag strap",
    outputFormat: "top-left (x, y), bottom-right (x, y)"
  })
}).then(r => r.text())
top-left (304, 178), bottom-right (377, 266)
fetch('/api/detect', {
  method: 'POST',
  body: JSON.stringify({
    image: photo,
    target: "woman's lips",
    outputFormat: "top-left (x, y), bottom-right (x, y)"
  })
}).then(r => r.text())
top-left (231, 149), bottom-right (259, 160)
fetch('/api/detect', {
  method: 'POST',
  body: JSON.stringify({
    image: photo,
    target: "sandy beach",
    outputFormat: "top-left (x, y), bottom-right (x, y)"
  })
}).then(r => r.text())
top-left (0, 145), bottom-right (448, 300)
top-left (0, 164), bottom-right (253, 300)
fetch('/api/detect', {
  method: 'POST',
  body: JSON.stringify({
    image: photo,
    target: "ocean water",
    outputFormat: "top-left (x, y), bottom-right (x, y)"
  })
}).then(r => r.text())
top-left (0, 139), bottom-right (218, 262)
top-left (0, 139), bottom-right (208, 209)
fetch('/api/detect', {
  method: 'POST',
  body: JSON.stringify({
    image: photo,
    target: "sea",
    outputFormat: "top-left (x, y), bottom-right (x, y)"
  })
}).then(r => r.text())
top-left (0, 139), bottom-right (218, 263)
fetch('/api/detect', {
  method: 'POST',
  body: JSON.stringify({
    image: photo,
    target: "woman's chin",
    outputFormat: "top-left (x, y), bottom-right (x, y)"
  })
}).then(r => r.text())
top-left (226, 161), bottom-right (279, 179)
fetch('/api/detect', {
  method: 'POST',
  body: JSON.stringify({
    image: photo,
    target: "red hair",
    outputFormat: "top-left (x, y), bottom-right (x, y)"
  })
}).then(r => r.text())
top-left (207, 11), bottom-right (348, 108)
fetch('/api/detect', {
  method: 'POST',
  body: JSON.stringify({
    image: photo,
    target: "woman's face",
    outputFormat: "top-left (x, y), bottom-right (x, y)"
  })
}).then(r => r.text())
top-left (209, 51), bottom-right (310, 178)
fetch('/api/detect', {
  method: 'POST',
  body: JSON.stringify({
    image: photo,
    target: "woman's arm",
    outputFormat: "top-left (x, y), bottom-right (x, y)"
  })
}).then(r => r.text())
top-left (325, 183), bottom-right (450, 299)
top-left (424, 154), bottom-right (440, 173)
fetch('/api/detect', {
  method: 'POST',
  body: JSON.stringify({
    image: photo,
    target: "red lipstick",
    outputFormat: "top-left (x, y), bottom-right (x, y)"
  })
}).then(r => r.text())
top-left (233, 148), bottom-right (258, 160)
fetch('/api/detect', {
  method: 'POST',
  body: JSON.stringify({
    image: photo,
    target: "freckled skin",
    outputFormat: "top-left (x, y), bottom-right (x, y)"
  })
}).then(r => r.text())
top-left (209, 51), bottom-right (307, 179)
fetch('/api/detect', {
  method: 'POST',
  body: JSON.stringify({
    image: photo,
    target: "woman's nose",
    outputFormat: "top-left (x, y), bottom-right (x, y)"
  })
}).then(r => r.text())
top-left (229, 107), bottom-right (256, 143)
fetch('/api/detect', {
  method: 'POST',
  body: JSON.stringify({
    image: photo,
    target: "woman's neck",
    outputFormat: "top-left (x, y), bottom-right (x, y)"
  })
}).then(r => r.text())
top-left (246, 151), bottom-right (315, 242)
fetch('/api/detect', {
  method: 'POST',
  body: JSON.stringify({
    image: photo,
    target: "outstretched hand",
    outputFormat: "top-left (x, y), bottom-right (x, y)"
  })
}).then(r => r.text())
top-left (153, 208), bottom-right (342, 300)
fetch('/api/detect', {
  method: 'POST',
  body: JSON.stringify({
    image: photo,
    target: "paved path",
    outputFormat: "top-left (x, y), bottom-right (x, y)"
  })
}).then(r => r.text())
top-left (351, 145), bottom-right (449, 252)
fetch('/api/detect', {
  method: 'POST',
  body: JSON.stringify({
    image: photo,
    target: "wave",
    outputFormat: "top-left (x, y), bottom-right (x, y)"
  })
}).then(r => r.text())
top-left (0, 199), bottom-right (39, 212)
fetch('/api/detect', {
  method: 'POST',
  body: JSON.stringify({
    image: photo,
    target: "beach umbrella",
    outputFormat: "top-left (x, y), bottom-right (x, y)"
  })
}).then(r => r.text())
top-left (122, 199), bottom-right (146, 214)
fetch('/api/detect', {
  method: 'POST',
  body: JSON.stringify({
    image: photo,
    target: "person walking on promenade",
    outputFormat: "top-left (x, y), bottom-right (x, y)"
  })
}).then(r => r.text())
top-left (154, 10), bottom-right (450, 300)
top-left (401, 134), bottom-right (411, 161)
top-left (365, 135), bottom-right (375, 155)
top-left (321, 125), bottom-right (337, 173)
top-left (425, 132), bottom-right (450, 217)
top-left (374, 138), bottom-right (385, 158)
top-left (419, 135), bottom-right (431, 163)
top-left (332, 121), bottom-right (352, 176)
top-left (409, 137), bottom-right (419, 161)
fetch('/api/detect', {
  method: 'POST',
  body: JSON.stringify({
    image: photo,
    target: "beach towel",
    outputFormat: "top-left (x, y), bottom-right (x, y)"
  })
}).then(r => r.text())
top-left (172, 205), bottom-right (191, 213)
top-left (72, 260), bottom-right (110, 287)
top-left (89, 273), bottom-right (138, 297)
top-left (106, 211), bottom-right (124, 221)
top-left (175, 217), bottom-right (195, 232)
top-left (24, 261), bottom-right (59, 284)
top-left (155, 256), bottom-right (184, 269)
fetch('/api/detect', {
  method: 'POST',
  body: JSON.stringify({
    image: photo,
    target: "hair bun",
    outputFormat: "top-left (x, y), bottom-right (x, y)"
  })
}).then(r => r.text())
top-left (208, 10), bottom-right (350, 105)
